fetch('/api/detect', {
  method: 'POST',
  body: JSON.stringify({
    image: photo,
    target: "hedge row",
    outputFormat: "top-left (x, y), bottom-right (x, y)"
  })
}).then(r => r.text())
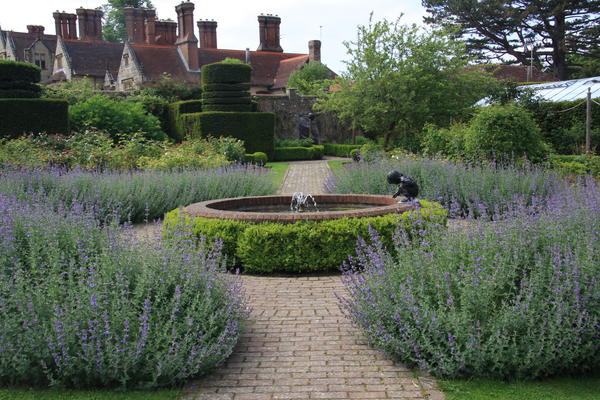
top-left (324, 143), bottom-right (361, 157)
top-left (0, 60), bottom-right (41, 83)
top-left (202, 104), bottom-right (252, 112)
top-left (180, 112), bottom-right (275, 157)
top-left (0, 99), bottom-right (69, 139)
top-left (164, 200), bottom-right (447, 273)
top-left (272, 145), bottom-right (324, 161)
top-left (202, 63), bottom-right (252, 85)
top-left (243, 152), bottom-right (268, 165)
top-left (167, 100), bottom-right (203, 141)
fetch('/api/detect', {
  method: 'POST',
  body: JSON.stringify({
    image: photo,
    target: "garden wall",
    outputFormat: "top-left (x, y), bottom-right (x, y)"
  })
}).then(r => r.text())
top-left (255, 89), bottom-right (351, 143)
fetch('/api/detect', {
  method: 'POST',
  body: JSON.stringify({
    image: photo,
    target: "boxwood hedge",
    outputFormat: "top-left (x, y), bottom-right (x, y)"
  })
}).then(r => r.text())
top-left (324, 143), bottom-right (361, 157)
top-left (203, 83), bottom-right (251, 92)
top-left (202, 104), bottom-right (252, 112)
top-left (202, 97), bottom-right (252, 105)
top-left (202, 91), bottom-right (251, 99)
top-left (164, 200), bottom-right (447, 274)
top-left (273, 145), bottom-right (324, 161)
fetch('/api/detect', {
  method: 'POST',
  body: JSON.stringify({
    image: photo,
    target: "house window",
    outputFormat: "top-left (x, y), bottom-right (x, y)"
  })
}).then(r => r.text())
top-left (121, 78), bottom-right (134, 90)
top-left (34, 53), bottom-right (46, 70)
top-left (123, 54), bottom-right (129, 67)
top-left (56, 54), bottom-right (63, 69)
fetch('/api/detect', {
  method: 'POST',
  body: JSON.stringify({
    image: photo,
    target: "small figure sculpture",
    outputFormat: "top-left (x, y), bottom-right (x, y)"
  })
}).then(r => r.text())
top-left (387, 170), bottom-right (419, 203)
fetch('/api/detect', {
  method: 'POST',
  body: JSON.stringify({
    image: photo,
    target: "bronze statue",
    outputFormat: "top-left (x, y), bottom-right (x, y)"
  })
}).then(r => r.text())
top-left (387, 170), bottom-right (419, 203)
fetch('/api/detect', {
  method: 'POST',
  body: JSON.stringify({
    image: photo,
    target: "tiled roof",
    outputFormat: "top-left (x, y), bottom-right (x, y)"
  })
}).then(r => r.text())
top-left (477, 64), bottom-right (558, 83)
top-left (197, 48), bottom-right (307, 87)
top-left (272, 55), bottom-right (309, 89)
top-left (130, 44), bottom-right (199, 83)
top-left (63, 40), bottom-right (123, 78)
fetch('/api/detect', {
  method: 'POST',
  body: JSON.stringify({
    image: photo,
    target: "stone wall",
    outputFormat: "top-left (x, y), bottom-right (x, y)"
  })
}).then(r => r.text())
top-left (255, 89), bottom-right (351, 144)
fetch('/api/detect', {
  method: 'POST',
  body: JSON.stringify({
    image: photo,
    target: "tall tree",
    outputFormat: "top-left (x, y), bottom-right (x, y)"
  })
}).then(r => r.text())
top-left (103, 0), bottom-right (153, 42)
top-left (315, 15), bottom-right (494, 150)
top-left (287, 62), bottom-right (333, 95)
top-left (422, 0), bottom-right (600, 80)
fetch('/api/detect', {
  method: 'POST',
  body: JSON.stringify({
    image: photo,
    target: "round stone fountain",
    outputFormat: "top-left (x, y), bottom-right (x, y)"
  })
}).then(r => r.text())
top-left (184, 194), bottom-right (417, 223)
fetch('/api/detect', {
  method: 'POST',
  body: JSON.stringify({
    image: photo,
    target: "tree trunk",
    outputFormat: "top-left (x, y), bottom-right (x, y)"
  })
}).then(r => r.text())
top-left (552, 9), bottom-right (569, 80)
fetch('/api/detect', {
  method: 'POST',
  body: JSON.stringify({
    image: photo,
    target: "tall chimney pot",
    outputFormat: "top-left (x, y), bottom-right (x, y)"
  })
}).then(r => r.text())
top-left (197, 20), bottom-right (217, 49)
top-left (309, 40), bottom-right (321, 63)
top-left (257, 15), bottom-right (283, 52)
top-left (175, 2), bottom-right (199, 70)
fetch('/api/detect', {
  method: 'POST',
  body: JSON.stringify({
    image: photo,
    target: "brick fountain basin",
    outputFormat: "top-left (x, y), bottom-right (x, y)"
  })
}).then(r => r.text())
top-left (183, 194), bottom-right (417, 223)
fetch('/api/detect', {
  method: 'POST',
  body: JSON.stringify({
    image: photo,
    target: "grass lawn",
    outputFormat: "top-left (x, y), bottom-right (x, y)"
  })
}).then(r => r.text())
top-left (327, 159), bottom-right (352, 176)
top-left (0, 389), bottom-right (180, 400)
top-left (439, 373), bottom-right (600, 400)
top-left (265, 161), bottom-right (289, 189)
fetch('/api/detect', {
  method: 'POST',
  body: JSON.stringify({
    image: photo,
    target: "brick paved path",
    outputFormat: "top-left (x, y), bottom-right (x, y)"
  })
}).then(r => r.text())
top-left (182, 275), bottom-right (442, 400)
top-left (278, 160), bottom-right (332, 195)
top-left (173, 159), bottom-right (443, 399)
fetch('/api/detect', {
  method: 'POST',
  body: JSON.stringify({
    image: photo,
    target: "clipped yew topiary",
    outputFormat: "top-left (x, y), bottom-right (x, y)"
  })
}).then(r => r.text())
top-left (174, 60), bottom-right (275, 155)
top-left (167, 100), bottom-right (203, 141)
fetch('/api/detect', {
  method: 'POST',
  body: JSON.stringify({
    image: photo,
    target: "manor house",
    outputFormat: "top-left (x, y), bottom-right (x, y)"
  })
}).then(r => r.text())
top-left (0, 2), bottom-right (325, 94)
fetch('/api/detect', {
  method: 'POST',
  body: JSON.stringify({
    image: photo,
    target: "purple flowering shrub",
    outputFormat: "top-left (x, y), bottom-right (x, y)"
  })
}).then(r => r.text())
top-left (341, 180), bottom-right (600, 379)
top-left (0, 164), bottom-right (276, 223)
top-left (328, 157), bottom-right (564, 218)
top-left (0, 194), bottom-right (246, 388)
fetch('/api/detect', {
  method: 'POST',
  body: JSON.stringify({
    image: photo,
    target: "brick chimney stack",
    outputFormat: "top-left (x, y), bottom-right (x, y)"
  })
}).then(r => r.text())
top-left (197, 20), bottom-right (217, 49)
top-left (155, 20), bottom-right (177, 45)
top-left (123, 7), bottom-right (146, 43)
top-left (76, 8), bottom-right (103, 41)
top-left (257, 14), bottom-right (283, 52)
top-left (308, 40), bottom-right (321, 63)
top-left (175, 2), bottom-right (199, 70)
top-left (53, 11), bottom-right (77, 40)
top-left (144, 9), bottom-right (157, 45)
top-left (27, 25), bottom-right (45, 40)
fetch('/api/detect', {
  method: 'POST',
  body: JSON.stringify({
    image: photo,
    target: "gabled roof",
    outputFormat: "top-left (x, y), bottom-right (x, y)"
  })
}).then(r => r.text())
top-left (4, 31), bottom-right (57, 61)
top-left (197, 48), bottom-right (308, 88)
top-left (129, 43), bottom-right (199, 83)
top-left (62, 39), bottom-right (123, 78)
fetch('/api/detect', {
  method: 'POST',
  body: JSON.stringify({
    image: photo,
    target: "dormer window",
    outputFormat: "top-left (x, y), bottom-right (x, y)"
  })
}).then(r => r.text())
top-left (56, 54), bottom-right (63, 69)
top-left (123, 53), bottom-right (129, 67)
top-left (34, 53), bottom-right (46, 70)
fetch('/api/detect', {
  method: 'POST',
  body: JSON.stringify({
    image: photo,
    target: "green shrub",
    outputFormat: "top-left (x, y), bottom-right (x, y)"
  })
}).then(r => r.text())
top-left (273, 146), bottom-right (314, 161)
top-left (465, 104), bottom-right (548, 161)
top-left (324, 143), bottom-right (361, 157)
top-left (137, 138), bottom-right (230, 170)
top-left (0, 60), bottom-right (41, 83)
top-left (126, 93), bottom-right (171, 135)
top-left (202, 63), bottom-right (252, 84)
top-left (164, 200), bottom-right (447, 273)
top-left (180, 112), bottom-right (275, 156)
top-left (243, 152), bottom-right (268, 165)
top-left (202, 97), bottom-right (252, 105)
top-left (203, 83), bottom-right (251, 92)
top-left (70, 94), bottom-right (166, 141)
top-left (547, 154), bottom-right (600, 178)
top-left (0, 99), bottom-right (69, 139)
top-left (202, 104), bottom-right (252, 112)
top-left (357, 143), bottom-right (385, 162)
top-left (421, 123), bottom-right (469, 159)
top-left (168, 100), bottom-right (203, 141)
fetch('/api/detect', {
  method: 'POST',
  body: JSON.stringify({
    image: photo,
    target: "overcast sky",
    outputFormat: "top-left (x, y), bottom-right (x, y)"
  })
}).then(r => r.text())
top-left (0, 0), bottom-right (428, 74)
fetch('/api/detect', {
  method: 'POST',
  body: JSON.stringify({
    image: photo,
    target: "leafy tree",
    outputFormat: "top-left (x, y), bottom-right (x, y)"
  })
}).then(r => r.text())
top-left (315, 15), bottom-right (495, 150)
top-left (422, 0), bottom-right (600, 80)
top-left (103, 0), bottom-right (153, 42)
top-left (287, 62), bottom-right (333, 95)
